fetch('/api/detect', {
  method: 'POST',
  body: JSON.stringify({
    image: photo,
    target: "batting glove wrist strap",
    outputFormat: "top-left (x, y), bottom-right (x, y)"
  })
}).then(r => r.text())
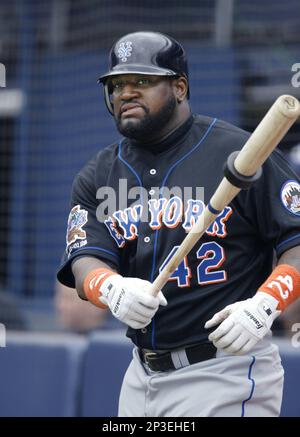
top-left (257, 263), bottom-right (300, 311)
top-left (83, 268), bottom-right (119, 309)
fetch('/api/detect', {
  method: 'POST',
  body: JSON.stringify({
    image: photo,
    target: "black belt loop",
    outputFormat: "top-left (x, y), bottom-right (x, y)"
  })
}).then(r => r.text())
top-left (139, 342), bottom-right (217, 372)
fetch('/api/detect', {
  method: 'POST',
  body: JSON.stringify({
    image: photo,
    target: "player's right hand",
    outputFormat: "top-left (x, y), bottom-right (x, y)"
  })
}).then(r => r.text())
top-left (99, 275), bottom-right (167, 329)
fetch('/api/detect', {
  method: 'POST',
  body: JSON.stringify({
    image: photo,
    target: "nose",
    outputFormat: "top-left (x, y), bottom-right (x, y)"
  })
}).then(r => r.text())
top-left (119, 83), bottom-right (139, 100)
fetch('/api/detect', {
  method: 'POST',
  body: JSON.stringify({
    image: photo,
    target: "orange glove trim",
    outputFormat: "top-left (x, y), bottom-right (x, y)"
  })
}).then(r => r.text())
top-left (83, 268), bottom-right (117, 309)
top-left (258, 264), bottom-right (300, 311)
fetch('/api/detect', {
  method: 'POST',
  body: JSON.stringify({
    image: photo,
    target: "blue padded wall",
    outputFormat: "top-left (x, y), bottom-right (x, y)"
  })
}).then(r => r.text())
top-left (80, 332), bottom-right (132, 417)
top-left (0, 333), bottom-right (85, 417)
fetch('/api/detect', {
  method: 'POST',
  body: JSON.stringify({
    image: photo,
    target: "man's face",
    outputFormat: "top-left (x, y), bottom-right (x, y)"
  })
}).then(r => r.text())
top-left (108, 74), bottom-right (177, 142)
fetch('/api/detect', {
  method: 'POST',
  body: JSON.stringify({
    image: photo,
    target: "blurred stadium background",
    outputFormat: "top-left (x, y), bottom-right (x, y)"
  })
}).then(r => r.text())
top-left (0, 0), bottom-right (300, 417)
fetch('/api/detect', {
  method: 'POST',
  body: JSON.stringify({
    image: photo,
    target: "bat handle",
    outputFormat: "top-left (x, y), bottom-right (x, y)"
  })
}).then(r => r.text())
top-left (148, 269), bottom-right (170, 297)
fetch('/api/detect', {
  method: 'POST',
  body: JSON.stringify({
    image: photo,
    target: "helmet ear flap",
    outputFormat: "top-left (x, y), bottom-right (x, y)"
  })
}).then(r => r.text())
top-left (104, 83), bottom-right (114, 115)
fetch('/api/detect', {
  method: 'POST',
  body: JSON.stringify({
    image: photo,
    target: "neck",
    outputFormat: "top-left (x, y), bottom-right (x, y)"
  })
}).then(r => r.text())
top-left (142, 103), bottom-right (191, 146)
top-left (130, 111), bottom-right (193, 154)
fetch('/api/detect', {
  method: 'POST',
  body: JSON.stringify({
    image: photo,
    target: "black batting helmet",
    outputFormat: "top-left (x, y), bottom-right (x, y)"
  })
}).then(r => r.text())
top-left (98, 31), bottom-right (189, 114)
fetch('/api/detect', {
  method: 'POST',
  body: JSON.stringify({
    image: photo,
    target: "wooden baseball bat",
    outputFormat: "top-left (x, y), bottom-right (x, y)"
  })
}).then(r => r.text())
top-left (148, 95), bottom-right (300, 297)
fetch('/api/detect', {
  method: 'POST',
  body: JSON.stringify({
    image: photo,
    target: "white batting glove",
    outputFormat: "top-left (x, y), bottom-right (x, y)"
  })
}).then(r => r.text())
top-left (204, 292), bottom-right (281, 355)
top-left (99, 275), bottom-right (167, 330)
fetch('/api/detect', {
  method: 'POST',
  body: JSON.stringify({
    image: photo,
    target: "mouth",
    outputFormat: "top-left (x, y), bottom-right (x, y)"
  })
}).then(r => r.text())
top-left (121, 103), bottom-right (144, 116)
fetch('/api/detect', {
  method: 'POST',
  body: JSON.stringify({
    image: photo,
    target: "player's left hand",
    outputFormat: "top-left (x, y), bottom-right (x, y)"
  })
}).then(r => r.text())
top-left (204, 292), bottom-right (281, 355)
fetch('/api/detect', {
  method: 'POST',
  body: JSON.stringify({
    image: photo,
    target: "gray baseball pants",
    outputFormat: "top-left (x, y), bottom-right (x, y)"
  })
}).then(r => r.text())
top-left (118, 336), bottom-right (284, 417)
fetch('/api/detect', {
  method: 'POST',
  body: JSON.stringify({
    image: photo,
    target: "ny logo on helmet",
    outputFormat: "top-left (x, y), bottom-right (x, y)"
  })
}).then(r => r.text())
top-left (117, 41), bottom-right (133, 62)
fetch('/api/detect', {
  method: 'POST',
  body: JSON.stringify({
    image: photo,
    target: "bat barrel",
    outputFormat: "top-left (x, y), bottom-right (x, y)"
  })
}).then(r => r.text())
top-left (234, 95), bottom-right (300, 177)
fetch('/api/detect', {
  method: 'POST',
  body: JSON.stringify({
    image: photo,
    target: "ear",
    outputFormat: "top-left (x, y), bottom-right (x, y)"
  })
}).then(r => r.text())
top-left (172, 77), bottom-right (188, 102)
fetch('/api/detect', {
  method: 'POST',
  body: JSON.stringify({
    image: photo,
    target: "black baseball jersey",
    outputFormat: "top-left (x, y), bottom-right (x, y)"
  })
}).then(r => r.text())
top-left (57, 114), bottom-right (300, 350)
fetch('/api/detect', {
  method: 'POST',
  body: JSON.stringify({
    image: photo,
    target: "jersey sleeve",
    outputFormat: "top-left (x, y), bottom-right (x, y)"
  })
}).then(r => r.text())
top-left (240, 149), bottom-right (300, 257)
top-left (57, 157), bottom-right (120, 288)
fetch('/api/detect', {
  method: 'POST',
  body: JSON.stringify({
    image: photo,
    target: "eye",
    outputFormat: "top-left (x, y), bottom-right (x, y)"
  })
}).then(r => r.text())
top-left (137, 78), bottom-right (151, 86)
top-left (111, 81), bottom-right (124, 92)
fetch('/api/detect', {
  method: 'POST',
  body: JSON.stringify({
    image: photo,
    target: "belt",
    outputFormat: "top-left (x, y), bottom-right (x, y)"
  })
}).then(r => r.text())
top-left (139, 342), bottom-right (217, 372)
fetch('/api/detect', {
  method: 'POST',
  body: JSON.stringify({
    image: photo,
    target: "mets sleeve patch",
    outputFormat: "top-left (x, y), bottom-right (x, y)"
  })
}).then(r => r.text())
top-left (280, 180), bottom-right (300, 216)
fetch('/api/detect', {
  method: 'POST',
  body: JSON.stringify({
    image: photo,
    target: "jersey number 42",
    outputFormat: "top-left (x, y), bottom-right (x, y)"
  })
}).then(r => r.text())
top-left (159, 243), bottom-right (226, 288)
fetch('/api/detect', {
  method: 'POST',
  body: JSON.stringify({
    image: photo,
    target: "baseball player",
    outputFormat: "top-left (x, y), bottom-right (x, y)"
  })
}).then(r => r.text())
top-left (57, 31), bottom-right (300, 417)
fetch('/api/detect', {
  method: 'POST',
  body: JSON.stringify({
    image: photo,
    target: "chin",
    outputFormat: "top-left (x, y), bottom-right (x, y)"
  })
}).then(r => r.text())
top-left (121, 116), bottom-right (141, 127)
top-left (118, 119), bottom-right (142, 136)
